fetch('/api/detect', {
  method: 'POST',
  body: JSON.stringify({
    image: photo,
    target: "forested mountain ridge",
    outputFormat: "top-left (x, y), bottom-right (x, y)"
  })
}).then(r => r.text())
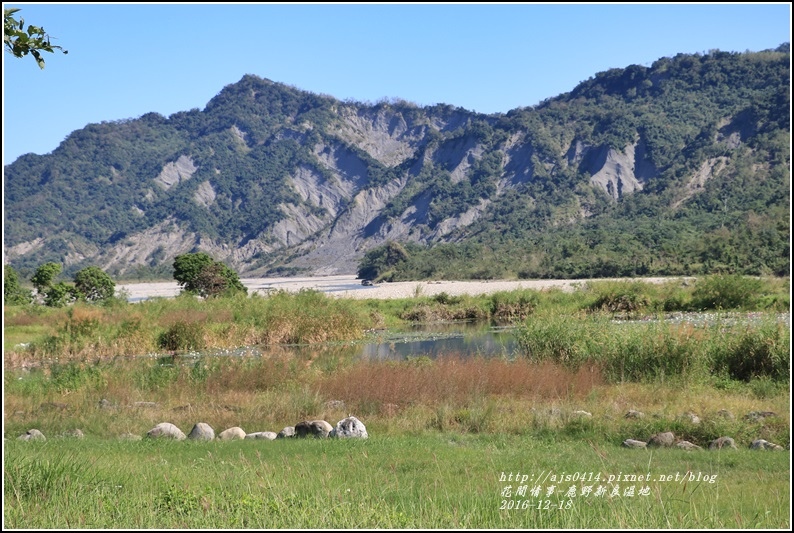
top-left (4, 44), bottom-right (790, 280)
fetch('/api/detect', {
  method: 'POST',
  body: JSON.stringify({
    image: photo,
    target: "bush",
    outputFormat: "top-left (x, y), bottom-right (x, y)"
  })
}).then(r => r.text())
top-left (691, 274), bottom-right (763, 310)
top-left (158, 321), bottom-right (206, 351)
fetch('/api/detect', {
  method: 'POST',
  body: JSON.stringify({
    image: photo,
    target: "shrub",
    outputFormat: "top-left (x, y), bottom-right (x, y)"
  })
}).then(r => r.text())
top-left (158, 321), bottom-right (206, 351)
top-left (691, 274), bottom-right (763, 310)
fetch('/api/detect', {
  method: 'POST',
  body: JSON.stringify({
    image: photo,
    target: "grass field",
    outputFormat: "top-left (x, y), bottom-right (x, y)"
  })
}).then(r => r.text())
top-left (4, 276), bottom-right (790, 528)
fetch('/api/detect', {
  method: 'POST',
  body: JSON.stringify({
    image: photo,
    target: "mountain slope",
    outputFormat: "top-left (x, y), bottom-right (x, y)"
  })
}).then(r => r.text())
top-left (4, 44), bottom-right (790, 279)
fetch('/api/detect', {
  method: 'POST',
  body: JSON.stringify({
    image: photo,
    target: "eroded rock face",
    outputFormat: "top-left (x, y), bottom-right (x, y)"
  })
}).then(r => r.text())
top-left (146, 422), bottom-right (186, 440)
top-left (188, 423), bottom-right (215, 441)
top-left (295, 420), bottom-right (333, 438)
top-left (218, 427), bottom-right (246, 440)
top-left (330, 416), bottom-right (368, 439)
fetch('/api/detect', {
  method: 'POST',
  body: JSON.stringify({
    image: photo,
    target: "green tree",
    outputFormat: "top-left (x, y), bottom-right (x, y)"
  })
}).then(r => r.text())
top-left (73, 266), bottom-right (116, 302)
top-left (357, 241), bottom-right (411, 281)
top-left (4, 8), bottom-right (67, 69)
top-left (4, 265), bottom-right (32, 305)
top-left (44, 281), bottom-right (79, 308)
top-left (173, 252), bottom-right (247, 298)
top-left (30, 262), bottom-right (62, 294)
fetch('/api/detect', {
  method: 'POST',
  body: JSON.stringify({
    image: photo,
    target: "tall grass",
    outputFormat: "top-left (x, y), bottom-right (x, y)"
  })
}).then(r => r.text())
top-left (516, 313), bottom-right (789, 384)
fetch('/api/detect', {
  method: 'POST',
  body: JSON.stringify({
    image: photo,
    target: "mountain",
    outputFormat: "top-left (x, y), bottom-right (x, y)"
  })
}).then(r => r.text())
top-left (3, 44), bottom-right (790, 280)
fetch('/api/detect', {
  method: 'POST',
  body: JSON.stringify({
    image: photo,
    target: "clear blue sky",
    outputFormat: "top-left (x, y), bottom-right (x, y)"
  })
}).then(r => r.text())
top-left (2, 2), bottom-right (791, 164)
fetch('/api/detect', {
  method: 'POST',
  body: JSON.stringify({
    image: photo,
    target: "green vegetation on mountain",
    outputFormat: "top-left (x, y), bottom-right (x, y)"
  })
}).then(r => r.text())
top-left (4, 45), bottom-right (789, 280)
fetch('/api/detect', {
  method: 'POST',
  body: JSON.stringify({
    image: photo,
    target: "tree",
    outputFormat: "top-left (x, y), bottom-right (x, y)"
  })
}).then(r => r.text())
top-left (44, 281), bottom-right (79, 308)
top-left (4, 8), bottom-right (67, 69)
top-left (73, 266), bottom-right (116, 302)
top-left (173, 252), bottom-right (247, 298)
top-left (357, 241), bottom-right (410, 281)
top-left (31, 262), bottom-right (61, 294)
top-left (4, 265), bottom-right (32, 305)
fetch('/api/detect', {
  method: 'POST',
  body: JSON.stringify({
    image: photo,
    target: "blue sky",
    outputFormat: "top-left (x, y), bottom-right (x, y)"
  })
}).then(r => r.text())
top-left (2, 2), bottom-right (791, 164)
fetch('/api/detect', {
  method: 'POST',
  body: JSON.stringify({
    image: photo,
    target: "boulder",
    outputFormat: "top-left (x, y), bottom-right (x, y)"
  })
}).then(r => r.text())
top-left (676, 440), bottom-right (703, 451)
top-left (218, 427), bottom-right (246, 440)
top-left (709, 436), bottom-right (737, 450)
top-left (187, 422), bottom-right (215, 441)
top-left (744, 411), bottom-right (776, 422)
top-left (647, 431), bottom-right (675, 447)
top-left (330, 416), bottom-right (368, 439)
top-left (245, 431), bottom-right (277, 440)
top-left (277, 426), bottom-right (296, 438)
top-left (17, 429), bottom-right (46, 441)
top-left (750, 439), bottom-right (784, 451)
top-left (622, 439), bottom-right (647, 449)
top-left (146, 422), bottom-right (186, 440)
top-left (678, 412), bottom-right (700, 424)
top-left (295, 420), bottom-right (333, 438)
top-left (625, 410), bottom-right (645, 419)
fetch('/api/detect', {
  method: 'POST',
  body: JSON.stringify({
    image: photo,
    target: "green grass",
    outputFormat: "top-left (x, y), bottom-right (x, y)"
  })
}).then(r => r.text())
top-left (4, 434), bottom-right (789, 528)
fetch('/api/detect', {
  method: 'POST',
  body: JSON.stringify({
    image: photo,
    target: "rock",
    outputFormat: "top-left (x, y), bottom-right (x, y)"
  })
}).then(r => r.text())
top-left (245, 431), bottom-right (277, 440)
top-left (676, 440), bottom-right (703, 451)
top-left (98, 398), bottom-right (113, 409)
top-left (750, 439), bottom-right (784, 451)
top-left (744, 411), bottom-right (776, 422)
top-left (133, 401), bottom-right (158, 409)
top-left (622, 439), bottom-right (647, 449)
top-left (708, 436), bottom-right (737, 450)
top-left (647, 432), bottom-right (675, 447)
top-left (146, 422), bottom-right (186, 440)
top-left (218, 427), bottom-right (246, 440)
top-left (324, 400), bottom-right (346, 410)
top-left (187, 422), bottom-right (215, 441)
top-left (715, 409), bottom-right (734, 420)
top-left (277, 426), bottom-right (296, 438)
top-left (18, 429), bottom-right (46, 441)
top-left (678, 412), bottom-right (700, 424)
top-left (63, 429), bottom-right (85, 439)
top-left (572, 410), bottom-right (593, 418)
top-left (295, 420), bottom-right (333, 438)
top-left (330, 416), bottom-right (368, 439)
top-left (119, 432), bottom-right (143, 441)
top-left (625, 410), bottom-right (645, 419)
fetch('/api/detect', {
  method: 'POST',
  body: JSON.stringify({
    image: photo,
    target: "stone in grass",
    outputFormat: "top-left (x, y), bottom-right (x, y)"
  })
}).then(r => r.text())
top-left (709, 436), bottom-right (737, 450)
top-left (750, 439), bottom-right (784, 451)
top-left (63, 429), bottom-right (85, 439)
top-left (277, 426), bottom-right (296, 439)
top-left (715, 409), bottom-right (734, 420)
top-left (17, 429), bottom-right (46, 441)
top-left (647, 432), bottom-right (675, 448)
top-left (676, 440), bottom-right (703, 451)
top-left (295, 420), bottom-right (333, 438)
top-left (572, 410), bottom-right (593, 418)
top-left (218, 427), bottom-right (246, 440)
top-left (245, 431), bottom-right (277, 440)
top-left (622, 439), bottom-right (647, 449)
top-left (625, 410), bottom-right (645, 419)
top-left (188, 422), bottom-right (215, 441)
top-left (330, 416), bottom-right (368, 439)
top-left (146, 422), bottom-right (186, 440)
top-left (119, 432), bottom-right (143, 441)
top-left (744, 411), bottom-right (777, 422)
top-left (677, 412), bottom-right (701, 425)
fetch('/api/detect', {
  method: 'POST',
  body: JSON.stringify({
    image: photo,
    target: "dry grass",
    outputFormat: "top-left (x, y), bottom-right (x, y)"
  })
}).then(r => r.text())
top-left (315, 356), bottom-right (603, 408)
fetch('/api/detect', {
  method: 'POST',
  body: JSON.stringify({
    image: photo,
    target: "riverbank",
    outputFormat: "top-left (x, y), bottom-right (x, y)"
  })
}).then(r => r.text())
top-left (118, 275), bottom-right (695, 301)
